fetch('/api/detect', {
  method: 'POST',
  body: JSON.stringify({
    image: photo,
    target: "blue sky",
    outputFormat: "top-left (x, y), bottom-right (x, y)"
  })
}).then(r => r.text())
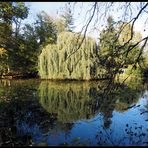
top-left (24, 2), bottom-right (148, 41)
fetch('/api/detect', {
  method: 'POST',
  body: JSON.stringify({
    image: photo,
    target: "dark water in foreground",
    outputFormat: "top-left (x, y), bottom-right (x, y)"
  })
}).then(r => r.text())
top-left (0, 79), bottom-right (148, 146)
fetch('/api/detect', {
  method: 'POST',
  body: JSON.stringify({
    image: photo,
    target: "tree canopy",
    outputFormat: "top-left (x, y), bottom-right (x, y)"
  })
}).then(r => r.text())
top-left (0, 2), bottom-right (148, 80)
top-left (0, 3), bottom-right (57, 75)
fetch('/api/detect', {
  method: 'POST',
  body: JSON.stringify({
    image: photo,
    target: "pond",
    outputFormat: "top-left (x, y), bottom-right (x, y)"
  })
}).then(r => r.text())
top-left (0, 79), bottom-right (148, 146)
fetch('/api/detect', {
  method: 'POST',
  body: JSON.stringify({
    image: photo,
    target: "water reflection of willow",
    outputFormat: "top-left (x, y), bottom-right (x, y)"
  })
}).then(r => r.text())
top-left (0, 79), bottom-right (147, 146)
top-left (39, 81), bottom-right (100, 123)
top-left (39, 80), bottom-right (144, 124)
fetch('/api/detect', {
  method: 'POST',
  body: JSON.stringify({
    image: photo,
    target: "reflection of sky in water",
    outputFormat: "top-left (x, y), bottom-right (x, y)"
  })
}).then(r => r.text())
top-left (2, 79), bottom-right (145, 146)
top-left (16, 93), bottom-right (148, 146)
top-left (110, 98), bottom-right (148, 146)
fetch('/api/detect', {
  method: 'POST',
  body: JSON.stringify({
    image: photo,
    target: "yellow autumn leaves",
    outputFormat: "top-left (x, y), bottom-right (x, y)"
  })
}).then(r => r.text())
top-left (0, 48), bottom-right (7, 55)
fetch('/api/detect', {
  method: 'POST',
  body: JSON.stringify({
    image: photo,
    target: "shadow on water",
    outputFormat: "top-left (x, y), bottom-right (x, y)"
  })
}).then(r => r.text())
top-left (0, 79), bottom-right (148, 146)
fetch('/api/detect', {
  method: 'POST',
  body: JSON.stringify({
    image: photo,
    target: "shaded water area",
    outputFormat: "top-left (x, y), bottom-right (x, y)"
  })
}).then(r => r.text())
top-left (0, 79), bottom-right (148, 146)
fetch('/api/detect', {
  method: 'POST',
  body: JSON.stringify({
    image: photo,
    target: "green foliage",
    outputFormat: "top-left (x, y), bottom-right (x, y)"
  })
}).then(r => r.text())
top-left (35, 11), bottom-right (57, 46)
top-left (0, 5), bottom-right (57, 75)
top-left (13, 11), bottom-right (58, 73)
top-left (0, 48), bottom-right (9, 75)
top-left (38, 80), bottom-right (143, 124)
top-left (0, 2), bottom-right (29, 74)
top-left (0, 2), bottom-right (29, 44)
top-left (99, 16), bottom-right (120, 77)
top-left (39, 31), bottom-right (107, 80)
top-left (99, 16), bottom-right (143, 78)
top-left (0, 5), bottom-right (146, 79)
top-left (142, 56), bottom-right (148, 79)
top-left (118, 22), bottom-right (143, 66)
top-left (0, 2), bottom-right (28, 23)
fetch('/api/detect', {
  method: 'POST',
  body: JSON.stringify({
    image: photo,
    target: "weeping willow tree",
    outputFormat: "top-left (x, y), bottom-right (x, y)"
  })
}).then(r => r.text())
top-left (38, 31), bottom-right (107, 80)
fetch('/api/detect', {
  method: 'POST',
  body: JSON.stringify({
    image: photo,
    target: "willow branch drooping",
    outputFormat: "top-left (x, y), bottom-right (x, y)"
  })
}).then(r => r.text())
top-left (38, 31), bottom-right (108, 80)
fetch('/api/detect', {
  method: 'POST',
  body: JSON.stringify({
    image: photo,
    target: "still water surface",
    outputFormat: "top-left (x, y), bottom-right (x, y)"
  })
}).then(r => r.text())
top-left (0, 79), bottom-right (148, 146)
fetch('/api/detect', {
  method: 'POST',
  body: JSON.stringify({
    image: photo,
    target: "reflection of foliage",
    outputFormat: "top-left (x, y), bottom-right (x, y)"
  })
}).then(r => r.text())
top-left (124, 124), bottom-right (148, 145)
top-left (0, 80), bottom-right (75, 146)
top-left (0, 80), bottom-right (45, 146)
top-left (39, 80), bottom-right (144, 127)
top-left (0, 79), bottom-right (147, 146)
top-left (114, 79), bottom-right (145, 112)
top-left (39, 81), bottom-right (99, 122)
